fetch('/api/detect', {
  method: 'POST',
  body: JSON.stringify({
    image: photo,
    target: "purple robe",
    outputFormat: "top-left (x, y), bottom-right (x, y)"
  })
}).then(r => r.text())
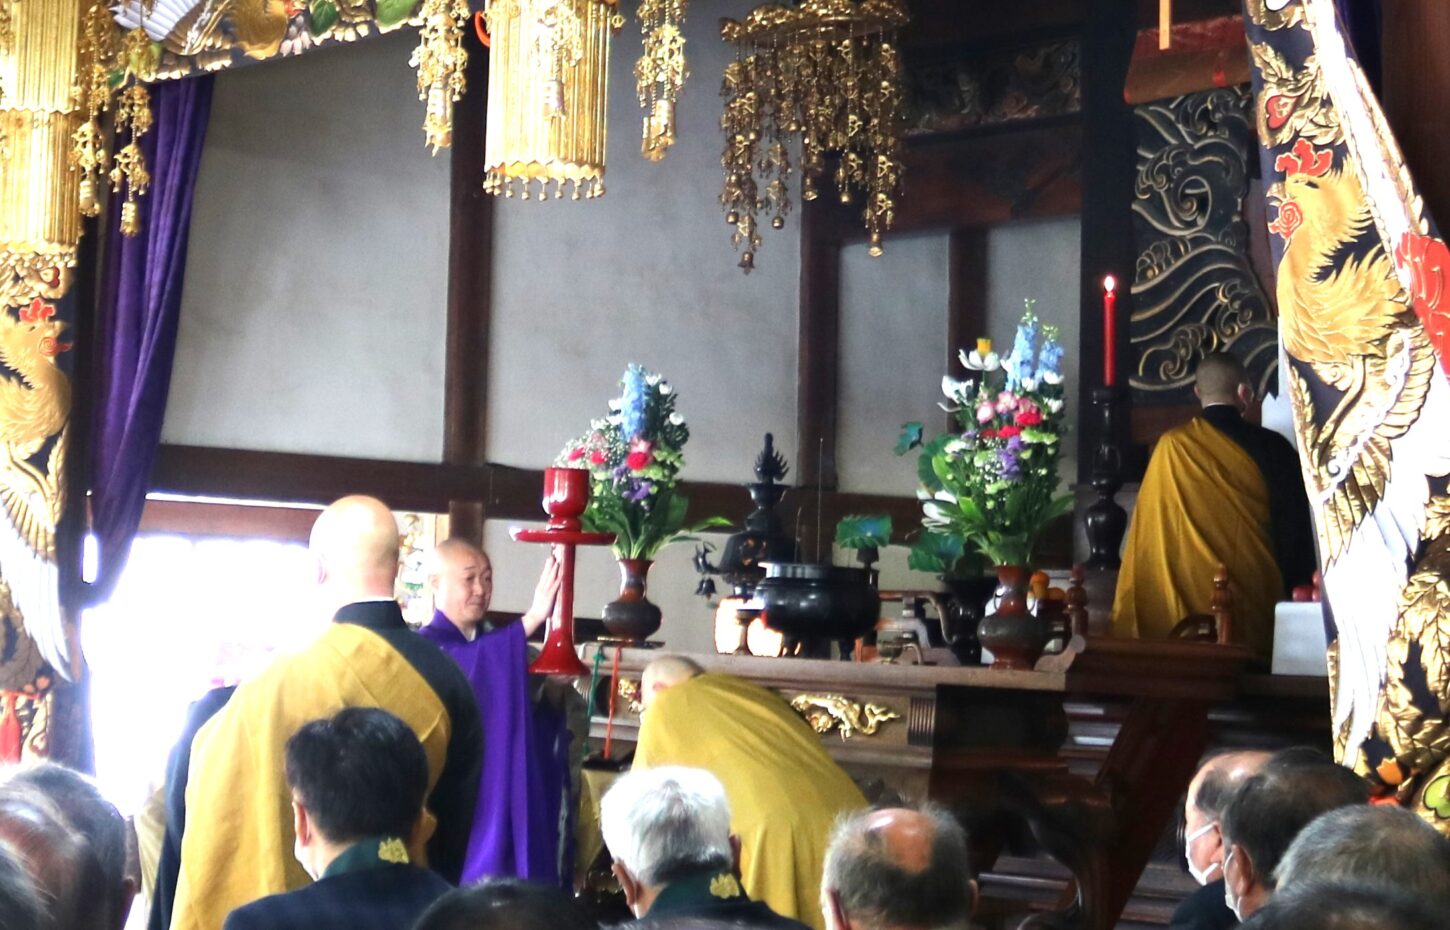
top-left (418, 611), bottom-right (570, 885)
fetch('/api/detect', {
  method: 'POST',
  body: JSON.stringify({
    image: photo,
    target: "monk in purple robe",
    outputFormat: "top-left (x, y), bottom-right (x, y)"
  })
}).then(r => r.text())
top-left (417, 539), bottom-right (569, 886)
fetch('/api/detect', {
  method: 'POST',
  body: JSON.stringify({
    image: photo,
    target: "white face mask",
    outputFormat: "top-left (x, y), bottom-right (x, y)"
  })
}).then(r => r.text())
top-left (1222, 848), bottom-right (1243, 921)
top-left (1185, 821), bottom-right (1221, 886)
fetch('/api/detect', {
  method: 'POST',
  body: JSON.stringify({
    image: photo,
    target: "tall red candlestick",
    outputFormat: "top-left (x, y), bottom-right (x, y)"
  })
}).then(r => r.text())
top-left (1103, 275), bottom-right (1118, 387)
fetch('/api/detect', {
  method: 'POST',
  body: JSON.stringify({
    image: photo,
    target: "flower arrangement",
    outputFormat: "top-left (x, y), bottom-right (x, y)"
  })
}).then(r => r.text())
top-left (898, 302), bottom-right (1073, 571)
top-left (557, 365), bottom-right (729, 559)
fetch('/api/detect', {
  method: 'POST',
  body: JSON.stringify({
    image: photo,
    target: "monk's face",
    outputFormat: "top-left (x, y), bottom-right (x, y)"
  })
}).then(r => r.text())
top-left (432, 549), bottom-right (493, 625)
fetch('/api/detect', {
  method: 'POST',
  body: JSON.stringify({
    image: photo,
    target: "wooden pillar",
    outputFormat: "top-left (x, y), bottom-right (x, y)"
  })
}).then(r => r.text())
top-left (796, 199), bottom-right (842, 561)
top-left (1076, 0), bottom-right (1137, 483)
top-left (1381, 0), bottom-right (1450, 232)
top-left (443, 29), bottom-right (493, 544)
top-left (946, 227), bottom-right (988, 430)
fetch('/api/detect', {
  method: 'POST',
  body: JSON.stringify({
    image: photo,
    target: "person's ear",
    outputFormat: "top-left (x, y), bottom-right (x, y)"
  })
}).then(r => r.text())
top-left (1225, 845), bottom-right (1255, 897)
top-left (729, 834), bottom-right (742, 873)
top-left (1237, 383), bottom-right (1254, 410)
top-left (292, 800), bottom-right (311, 846)
top-left (114, 877), bottom-right (138, 930)
top-left (966, 879), bottom-right (979, 918)
top-left (613, 863), bottom-right (641, 911)
top-left (1193, 384), bottom-right (1202, 401)
top-left (825, 888), bottom-right (851, 930)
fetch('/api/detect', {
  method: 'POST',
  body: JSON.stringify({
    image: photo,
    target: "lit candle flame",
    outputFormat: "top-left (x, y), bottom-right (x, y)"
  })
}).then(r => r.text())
top-left (1103, 274), bottom-right (1117, 294)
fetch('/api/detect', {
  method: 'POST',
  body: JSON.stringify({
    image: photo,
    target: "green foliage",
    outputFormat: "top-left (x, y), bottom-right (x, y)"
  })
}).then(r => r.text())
top-left (895, 422), bottom-right (924, 456)
top-left (585, 489), bottom-right (731, 560)
top-left (308, 0), bottom-right (339, 35)
top-left (907, 530), bottom-right (967, 574)
top-left (374, 0), bottom-right (418, 29)
top-left (835, 514), bottom-right (892, 551)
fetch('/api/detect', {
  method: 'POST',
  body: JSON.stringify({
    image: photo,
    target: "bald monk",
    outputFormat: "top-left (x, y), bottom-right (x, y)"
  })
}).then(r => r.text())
top-left (171, 496), bottom-right (483, 930)
top-left (1174, 751), bottom-right (1270, 930)
top-left (417, 540), bottom-right (569, 885)
top-left (635, 657), bottom-right (867, 930)
top-left (1112, 352), bottom-right (1315, 657)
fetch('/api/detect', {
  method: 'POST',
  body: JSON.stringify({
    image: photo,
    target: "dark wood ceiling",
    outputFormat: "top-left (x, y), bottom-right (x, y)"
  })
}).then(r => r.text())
top-left (900, 0), bottom-right (1240, 51)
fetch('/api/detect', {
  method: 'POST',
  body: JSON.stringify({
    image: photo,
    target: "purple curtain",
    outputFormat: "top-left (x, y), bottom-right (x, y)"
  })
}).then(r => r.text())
top-left (87, 77), bottom-right (215, 604)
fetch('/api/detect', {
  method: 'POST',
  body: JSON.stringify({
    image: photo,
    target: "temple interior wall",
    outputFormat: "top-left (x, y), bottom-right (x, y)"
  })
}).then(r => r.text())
top-left (161, 20), bottom-right (1080, 653)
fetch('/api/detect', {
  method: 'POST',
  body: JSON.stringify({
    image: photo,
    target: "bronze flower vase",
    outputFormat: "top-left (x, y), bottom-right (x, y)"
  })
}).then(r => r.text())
top-left (976, 564), bottom-right (1050, 670)
top-left (602, 558), bottom-right (663, 643)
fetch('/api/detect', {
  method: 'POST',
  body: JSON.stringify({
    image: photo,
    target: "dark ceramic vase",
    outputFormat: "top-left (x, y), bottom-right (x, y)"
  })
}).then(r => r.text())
top-left (602, 558), bottom-right (663, 643)
top-left (977, 564), bottom-right (1051, 670)
top-left (940, 575), bottom-right (999, 665)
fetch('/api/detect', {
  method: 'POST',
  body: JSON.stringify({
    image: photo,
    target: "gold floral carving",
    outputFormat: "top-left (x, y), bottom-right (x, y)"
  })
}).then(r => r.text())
top-left (634, 0), bottom-right (687, 160)
top-left (789, 693), bottom-right (900, 740)
top-left (410, 0), bottom-right (469, 153)
top-left (616, 677), bottom-right (644, 715)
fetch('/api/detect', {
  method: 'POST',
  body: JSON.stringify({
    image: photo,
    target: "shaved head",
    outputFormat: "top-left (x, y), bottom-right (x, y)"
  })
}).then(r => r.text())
top-left (641, 656), bottom-right (704, 709)
top-left (1195, 352), bottom-right (1251, 408)
top-left (428, 539), bottom-right (493, 632)
top-left (310, 496), bottom-right (401, 606)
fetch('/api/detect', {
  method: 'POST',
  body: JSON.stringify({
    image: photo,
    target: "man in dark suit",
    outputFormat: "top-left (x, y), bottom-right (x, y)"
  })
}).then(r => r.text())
top-left (1172, 750), bottom-right (1269, 930)
top-left (601, 766), bottom-right (812, 930)
top-left (224, 707), bottom-right (452, 930)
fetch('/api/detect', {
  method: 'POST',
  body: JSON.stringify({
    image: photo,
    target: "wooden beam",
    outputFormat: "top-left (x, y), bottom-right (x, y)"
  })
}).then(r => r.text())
top-left (443, 27), bottom-right (493, 543)
top-left (138, 498), bottom-right (319, 543)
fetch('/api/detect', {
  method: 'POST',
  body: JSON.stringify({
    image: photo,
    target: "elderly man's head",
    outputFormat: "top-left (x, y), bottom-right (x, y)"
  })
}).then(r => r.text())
top-left (1183, 750), bottom-right (1270, 886)
top-left (0, 783), bottom-right (104, 930)
top-left (641, 656), bottom-right (704, 710)
top-left (1275, 804), bottom-right (1450, 903)
top-left (0, 840), bottom-right (42, 930)
top-left (599, 766), bottom-right (735, 917)
top-left (821, 806), bottom-right (974, 930)
top-left (284, 707), bottom-right (430, 880)
top-left (1237, 881), bottom-right (1439, 930)
top-left (1220, 748), bottom-right (1368, 921)
top-left (309, 496), bottom-right (401, 607)
top-left (415, 878), bottom-right (595, 930)
top-left (7, 764), bottom-right (135, 930)
top-left (428, 540), bottom-right (493, 630)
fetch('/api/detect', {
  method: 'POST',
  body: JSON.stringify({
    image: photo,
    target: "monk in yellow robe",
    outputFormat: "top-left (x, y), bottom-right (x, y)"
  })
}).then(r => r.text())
top-left (170, 497), bottom-right (483, 930)
top-left (1112, 353), bottom-right (1316, 657)
top-left (633, 657), bottom-right (866, 930)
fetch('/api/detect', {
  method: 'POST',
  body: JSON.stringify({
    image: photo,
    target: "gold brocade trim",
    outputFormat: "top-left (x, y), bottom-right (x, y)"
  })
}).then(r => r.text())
top-left (634, 0), bottom-right (687, 161)
top-left (789, 693), bottom-right (900, 740)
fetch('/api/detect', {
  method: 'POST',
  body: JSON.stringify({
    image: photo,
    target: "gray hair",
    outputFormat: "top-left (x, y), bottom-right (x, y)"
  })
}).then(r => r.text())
top-left (822, 806), bottom-right (973, 930)
top-left (1275, 805), bottom-right (1450, 902)
top-left (600, 767), bottom-right (732, 887)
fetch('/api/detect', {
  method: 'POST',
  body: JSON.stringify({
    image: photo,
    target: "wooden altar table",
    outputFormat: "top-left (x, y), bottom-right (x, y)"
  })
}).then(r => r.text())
top-left (580, 638), bottom-right (1325, 930)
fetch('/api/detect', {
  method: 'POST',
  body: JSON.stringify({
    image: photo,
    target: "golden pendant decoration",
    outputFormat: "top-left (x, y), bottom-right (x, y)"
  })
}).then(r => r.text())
top-left (482, 0), bottom-right (623, 200)
top-left (410, 0), bottom-right (470, 154)
top-left (789, 693), bottom-right (900, 740)
top-left (634, 0), bottom-right (687, 161)
top-left (719, 0), bottom-right (909, 272)
top-left (109, 30), bottom-right (155, 238)
top-left (72, 2), bottom-right (123, 218)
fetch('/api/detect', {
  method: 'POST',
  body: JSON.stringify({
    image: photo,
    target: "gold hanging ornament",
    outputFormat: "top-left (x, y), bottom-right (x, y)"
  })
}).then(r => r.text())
top-left (481, 0), bottom-right (624, 200)
top-left (410, 0), bottom-right (470, 154)
top-left (720, 0), bottom-right (908, 272)
top-left (634, 0), bottom-right (687, 161)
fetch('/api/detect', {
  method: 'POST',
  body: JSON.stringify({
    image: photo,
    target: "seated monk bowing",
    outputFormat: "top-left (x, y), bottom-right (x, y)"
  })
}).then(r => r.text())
top-left (1112, 352), bottom-right (1315, 657)
top-left (633, 656), bottom-right (867, 930)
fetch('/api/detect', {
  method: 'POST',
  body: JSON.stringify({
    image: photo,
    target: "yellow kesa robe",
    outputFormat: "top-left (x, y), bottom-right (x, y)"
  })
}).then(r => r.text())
top-left (170, 622), bottom-right (453, 930)
top-left (1111, 417), bottom-right (1283, 657)
top-left (633, 672), bottom-right (867, 930)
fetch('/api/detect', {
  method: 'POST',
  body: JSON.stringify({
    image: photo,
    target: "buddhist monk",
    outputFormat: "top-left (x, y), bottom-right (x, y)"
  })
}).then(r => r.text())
top-left (633, 656), bottom-right (867, 930)
top-left (1112, 353), bottom-right (1315, 657)
top-left (170, 496), bottom-right (483, 930)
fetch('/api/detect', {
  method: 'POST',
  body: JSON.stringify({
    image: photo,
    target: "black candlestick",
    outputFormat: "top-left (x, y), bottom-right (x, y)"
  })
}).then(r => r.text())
top-left (1084, 386), bottom-right (1127, 570)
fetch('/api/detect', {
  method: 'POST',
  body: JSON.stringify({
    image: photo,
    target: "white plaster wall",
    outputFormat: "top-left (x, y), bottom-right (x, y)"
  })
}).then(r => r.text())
top-left (163, 32), bottom-right (450, 461)
top-left (484, 0), bottom-right (801, 479)
top-left (985, 216), bottom-right (1082, 483)
top-left (837, 233), bottom-right (951, 496)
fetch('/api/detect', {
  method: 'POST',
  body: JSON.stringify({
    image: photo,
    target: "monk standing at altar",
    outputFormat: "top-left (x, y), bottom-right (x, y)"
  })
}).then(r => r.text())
top-left (634, 656), bottom-right (867, 930)
top-left (417, 540), bottom-right (573, 886)
top-left (171, 496), bottom-right (483, 930)
top-left (1112, 353), bottom-right (1315, 657)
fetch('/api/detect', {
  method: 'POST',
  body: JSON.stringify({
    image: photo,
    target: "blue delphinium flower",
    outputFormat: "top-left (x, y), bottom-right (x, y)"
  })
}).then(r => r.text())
top-left (1036, 324), bottom-right (1063, 385)
top-left (1006, 310), bottom-right (1038, 391)
top-left (621, 365), bottom-right (649, 439)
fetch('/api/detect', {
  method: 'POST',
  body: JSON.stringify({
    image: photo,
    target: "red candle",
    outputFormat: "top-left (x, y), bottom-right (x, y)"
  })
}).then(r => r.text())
top-left (1103, 275), bottom-right (1118, 387)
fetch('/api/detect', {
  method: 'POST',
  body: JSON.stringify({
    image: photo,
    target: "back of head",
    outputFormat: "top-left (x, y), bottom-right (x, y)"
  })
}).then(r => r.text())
top-left (1239, 881), bottom-right (1440, 930)
top-left (0, 783), bottom-right (103, 930)
top-left (599, 766), bottom-right (732, 887)
top-left (284, 707), bottom-right (429, 843)
top-left (414, 878), bottom-right (595, 930)
top-left (8, 764), bottom-right (130, 928)
top-left (641, 656), bottom-right (705, 709)
top-left (1190, 750), bottom-right (1270, 819)
top-left (823, 806), bottom-right (974, 930)
top-left (0, 840), bottom-right (43, 930)
top-left (1194, 352), bottom-right (1249, 407)
top-left (309, 495), bottom-right (401, 602)
top-left (1275, 804), bottom-right (1450, 902)
top-left (1221, 747), bottom-right (1368, 883)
